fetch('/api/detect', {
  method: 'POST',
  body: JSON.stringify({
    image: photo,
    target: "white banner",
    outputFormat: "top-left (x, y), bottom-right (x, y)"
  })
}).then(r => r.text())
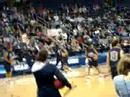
top-left (13, 64), bottom-right (30, 71)
top-left (47, 28), bottom-right (62, 36)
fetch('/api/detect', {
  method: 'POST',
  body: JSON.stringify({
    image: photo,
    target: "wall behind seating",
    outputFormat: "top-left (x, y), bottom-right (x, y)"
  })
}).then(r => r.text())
top-left (32, 0), bottom-right (130, 9)
top-left (32, 0), bottom-right (103, 9)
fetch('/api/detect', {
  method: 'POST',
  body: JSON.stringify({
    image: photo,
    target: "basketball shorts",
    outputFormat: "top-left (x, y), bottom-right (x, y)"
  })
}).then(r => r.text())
top-left (88, 60), bottom-right (98, 68)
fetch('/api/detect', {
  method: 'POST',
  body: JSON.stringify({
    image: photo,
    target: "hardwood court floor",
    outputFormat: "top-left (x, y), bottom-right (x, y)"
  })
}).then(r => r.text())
top-left (0, 65), bottom-right (117, 97)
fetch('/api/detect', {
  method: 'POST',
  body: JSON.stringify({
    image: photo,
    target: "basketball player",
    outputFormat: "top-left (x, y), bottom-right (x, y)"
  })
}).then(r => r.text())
top-left (4, 43), bottom-right (14, 78)
top-left (31, 49), bottom-right (72, 97)
top-left (86, 45), bottom-right (100, 75)
top-left (55, 44), bottom-right (61, 67)
top-left (60, 47), bottom-right (71, 72)
top-left (107, 38), bottom-right (124, 79)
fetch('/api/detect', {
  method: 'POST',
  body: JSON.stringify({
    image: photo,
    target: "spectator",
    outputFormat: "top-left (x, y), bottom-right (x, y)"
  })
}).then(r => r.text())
top-left (114, 54), bottom-right (130, 97)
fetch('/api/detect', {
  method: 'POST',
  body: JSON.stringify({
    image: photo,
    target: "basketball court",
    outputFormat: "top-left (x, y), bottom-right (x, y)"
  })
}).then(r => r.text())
top-left (0, 65), bottom-right (117, 97)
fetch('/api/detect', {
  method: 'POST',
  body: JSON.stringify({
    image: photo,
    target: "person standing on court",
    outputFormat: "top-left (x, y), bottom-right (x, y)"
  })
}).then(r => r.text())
top-left (31, 49), bottom-right (72, 97)
top-left (55, 44), bottom-right (61, 67)
top-left (4, 42), bottom-right (14, 77)
top-left (60, 47), bottom-right (71, 71)
top-left (107, 38), bottom-right (124, 79)
top-left (86, 44), bottom-right (100, 75)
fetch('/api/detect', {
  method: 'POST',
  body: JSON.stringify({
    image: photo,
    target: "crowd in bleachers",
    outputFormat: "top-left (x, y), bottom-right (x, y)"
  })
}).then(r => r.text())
top-left (1, 2), bottom-right (130, 96)
top-left (0, 2), bottom-right (130, 68)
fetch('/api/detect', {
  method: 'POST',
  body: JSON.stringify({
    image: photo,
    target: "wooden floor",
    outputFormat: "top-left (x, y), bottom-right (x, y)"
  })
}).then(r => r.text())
top-left (0, 65), bottom-right (117, 97)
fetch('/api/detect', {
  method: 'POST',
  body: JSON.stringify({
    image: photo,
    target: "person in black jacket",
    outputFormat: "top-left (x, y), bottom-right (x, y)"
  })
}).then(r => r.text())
top-left (31, 49), bottom-right (72, 97)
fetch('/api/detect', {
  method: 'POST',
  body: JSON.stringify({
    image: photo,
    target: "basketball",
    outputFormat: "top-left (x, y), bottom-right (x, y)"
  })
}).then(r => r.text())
top-left (54, 79), bottom-right (64, 89)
